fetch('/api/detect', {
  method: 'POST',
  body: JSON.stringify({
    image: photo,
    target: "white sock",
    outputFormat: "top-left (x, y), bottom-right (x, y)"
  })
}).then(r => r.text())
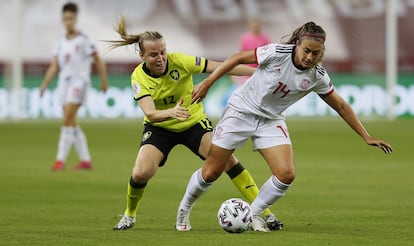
top-left (73, 126), bottom-right (91, 162)
top-left (251, 176), bottom-right (291, 216)
top-left (56, 127), bottom-right (75, 162)
top-left (178, 169), bottom-right (212, 211)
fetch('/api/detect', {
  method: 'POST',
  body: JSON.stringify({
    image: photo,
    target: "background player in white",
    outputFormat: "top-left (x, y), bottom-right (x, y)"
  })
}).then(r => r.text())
top-left (40, 2), bottom-right (108, 170)
top-left (176, 22), bottom-right (393, 232)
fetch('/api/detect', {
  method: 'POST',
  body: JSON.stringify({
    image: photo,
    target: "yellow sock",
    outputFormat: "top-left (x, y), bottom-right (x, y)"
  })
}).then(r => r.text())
top-left (124, 179), bottom-right (147, 217)
top-left (231, 169), bottom-right (273, 217)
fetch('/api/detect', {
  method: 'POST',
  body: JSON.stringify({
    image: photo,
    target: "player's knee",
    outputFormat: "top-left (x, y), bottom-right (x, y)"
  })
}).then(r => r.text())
top-left (202, 164), bottom-right (224, 183)
top-left (132, 166), bottom-right (156, 183)
top-left (274, 165), bottom-right (295, 184)
top-left (131, 170), bottom-right (152, 183)
top-left (63, 113), bottom-right (77, 126)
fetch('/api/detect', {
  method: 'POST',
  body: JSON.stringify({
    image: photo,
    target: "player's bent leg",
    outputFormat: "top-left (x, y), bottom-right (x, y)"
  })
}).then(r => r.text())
top-left (260, 144), bottom-right (295, 184)
top-left (114, 145), bottom-right (164, 231)
top-left (176, 145), bottom-right (233, 231)
top-left (250, 144), bottom-right (295, 231)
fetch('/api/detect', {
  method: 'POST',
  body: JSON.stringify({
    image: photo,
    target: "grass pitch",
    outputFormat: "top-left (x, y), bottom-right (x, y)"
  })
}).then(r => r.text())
top-left (0, 119), bottom-right (413, 245)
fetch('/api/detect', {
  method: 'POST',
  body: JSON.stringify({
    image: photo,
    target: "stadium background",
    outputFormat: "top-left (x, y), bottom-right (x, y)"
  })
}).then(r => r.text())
top-left (1, 0), bottom-right (414, 119)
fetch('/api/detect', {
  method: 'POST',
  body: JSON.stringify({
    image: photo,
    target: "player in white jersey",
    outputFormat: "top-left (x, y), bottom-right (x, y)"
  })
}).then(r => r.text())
top-left (176, 22), bottom-right (393, 232)
top-left (40, 2), bottom-right (108, 171)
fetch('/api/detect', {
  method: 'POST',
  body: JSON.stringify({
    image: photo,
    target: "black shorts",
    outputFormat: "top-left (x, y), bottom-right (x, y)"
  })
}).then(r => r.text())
top-left (140, 118), bottom-right (213, 167)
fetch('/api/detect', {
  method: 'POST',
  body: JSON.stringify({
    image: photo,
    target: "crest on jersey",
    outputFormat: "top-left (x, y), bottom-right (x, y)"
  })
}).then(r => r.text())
top-left (259, 44), bottom-right (271, 54)
top-left (195, 56), bottom-right (201, 66)
top-left (169, 69), bottom-right (180, 81)
top-left (275, 68), bottom-right (281, 74)
top-left (142, 131), bottom-right (152, 142)
top-left (299, 78), bottom-right (312, 90)
top-left (132, 81), bottom-right (141, 96)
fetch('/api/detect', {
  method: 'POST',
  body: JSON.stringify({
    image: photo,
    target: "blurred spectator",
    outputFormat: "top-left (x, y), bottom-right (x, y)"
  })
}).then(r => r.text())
top-left (240, 18), bottom-right (272, 59)
top-left (222, 18), bottom-right (271, 106)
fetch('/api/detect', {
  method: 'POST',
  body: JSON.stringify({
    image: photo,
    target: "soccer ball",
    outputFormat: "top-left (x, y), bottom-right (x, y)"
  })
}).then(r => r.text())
top-left (217, 198), bottom-right (252, 233)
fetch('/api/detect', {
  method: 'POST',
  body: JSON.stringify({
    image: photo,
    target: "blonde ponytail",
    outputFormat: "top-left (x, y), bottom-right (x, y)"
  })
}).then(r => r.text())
top-left (108, 15), bottom-right (163, 52)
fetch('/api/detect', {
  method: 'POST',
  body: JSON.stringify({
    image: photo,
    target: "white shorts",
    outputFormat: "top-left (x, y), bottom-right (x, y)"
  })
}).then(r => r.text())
top-left (212, 107), bottom-right (291, 150)
top-left (57, 78), bottom-right (89, 106)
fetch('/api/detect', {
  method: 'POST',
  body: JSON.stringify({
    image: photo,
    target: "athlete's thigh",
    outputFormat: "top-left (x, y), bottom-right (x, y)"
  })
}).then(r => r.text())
top-left (198, 131), bottom-right (239, 173)
top-left (202, 144), bottom-right (235, 183)
top-left (132, 145), bottom-right (165, 182)
top-left (258, 144), bottom-right (295, 183)
top-left (198, 131), bottom-right (212, 158)
top-left (63, 103), bottom-right (81, 124)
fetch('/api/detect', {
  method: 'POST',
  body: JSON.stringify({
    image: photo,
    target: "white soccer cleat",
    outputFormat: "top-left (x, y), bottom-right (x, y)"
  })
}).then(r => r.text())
top-left (113, 214), bottom-right (136, 230)
top-left (176, 209), bottom-right (192, 231)
top-left (250, 215), bottom-right (270, 232)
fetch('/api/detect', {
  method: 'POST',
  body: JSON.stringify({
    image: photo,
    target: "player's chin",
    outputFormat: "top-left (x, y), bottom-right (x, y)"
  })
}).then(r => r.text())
top-left (302, 62), bottom-right (313, 69)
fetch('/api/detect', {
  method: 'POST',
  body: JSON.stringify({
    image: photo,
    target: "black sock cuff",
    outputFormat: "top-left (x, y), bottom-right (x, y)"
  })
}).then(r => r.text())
top-left (129, 177), bottom-right (147, 189)
top-left (226, 162), bottom-right (245, 179)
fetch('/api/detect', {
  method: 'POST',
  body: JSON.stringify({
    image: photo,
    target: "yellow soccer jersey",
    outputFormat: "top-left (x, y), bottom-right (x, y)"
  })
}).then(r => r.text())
top-left (131, 53), bottom-right (208, 132)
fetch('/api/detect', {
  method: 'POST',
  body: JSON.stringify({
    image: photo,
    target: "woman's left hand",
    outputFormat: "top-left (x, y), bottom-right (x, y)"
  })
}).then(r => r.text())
top-left (365, 137), bottom-right (393, 154)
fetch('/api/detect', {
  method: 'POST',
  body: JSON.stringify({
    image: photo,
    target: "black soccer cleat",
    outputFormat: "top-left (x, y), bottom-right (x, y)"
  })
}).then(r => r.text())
top-left (264, 214), bottom-right (284, 231)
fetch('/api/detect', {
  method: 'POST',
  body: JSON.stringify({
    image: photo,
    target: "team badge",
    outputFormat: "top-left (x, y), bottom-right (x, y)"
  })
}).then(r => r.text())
top-left (195, 56), bottom-right (201, 66)
top-left (142, 131), bottom-right (152, 142)
top-left (132, 81), bottom-right (141, 95)
top-left (275, 68), bottom-right (281, 74)
top-left (169, 69), bottom-right (180, 81)
top-left (299, 78), bottom-right (312, 90)
top-left (259, 44), bottom-right (271, 54)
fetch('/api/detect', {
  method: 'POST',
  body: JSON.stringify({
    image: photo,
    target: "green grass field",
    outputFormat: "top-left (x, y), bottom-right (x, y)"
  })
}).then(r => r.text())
top-left (0, 119), bottom-right (413, 245)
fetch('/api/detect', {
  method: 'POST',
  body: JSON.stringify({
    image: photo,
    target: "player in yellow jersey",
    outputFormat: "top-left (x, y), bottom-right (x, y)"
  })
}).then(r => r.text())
top-left (110, 16), bottom-right (282, 231)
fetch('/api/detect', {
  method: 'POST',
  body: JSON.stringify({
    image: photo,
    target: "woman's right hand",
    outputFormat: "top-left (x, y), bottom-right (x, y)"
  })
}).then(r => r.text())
top-left (170, 99), bottom-right (191, 121)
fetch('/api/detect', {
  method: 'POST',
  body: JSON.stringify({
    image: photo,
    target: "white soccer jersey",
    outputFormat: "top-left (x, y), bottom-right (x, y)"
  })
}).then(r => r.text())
top-left (54, 32), bottom-right (96, 84)
top-left (228, 43), bottom-right (334, 119)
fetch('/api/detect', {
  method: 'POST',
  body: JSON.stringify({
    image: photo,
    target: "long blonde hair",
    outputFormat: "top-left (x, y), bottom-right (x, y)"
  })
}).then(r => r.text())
top-left (283, 22), bottom-right (326, 65)
top-left (108, 15), bottom-right (163, 52)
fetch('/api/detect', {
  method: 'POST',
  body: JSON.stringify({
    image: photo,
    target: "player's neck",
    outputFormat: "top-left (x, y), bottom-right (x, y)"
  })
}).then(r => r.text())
top-left (142, 62), bottom-right (168, 78)
top-left (66, 30), bottom-right (79, 40)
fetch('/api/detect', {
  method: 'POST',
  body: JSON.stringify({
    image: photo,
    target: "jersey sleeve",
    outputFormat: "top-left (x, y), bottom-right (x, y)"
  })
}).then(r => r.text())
top-left (175, 53), bottom-right (207, 74)
top-left (131, 68), bottom-right (152, 100)
top-left (255, 43), bottom-right (277, 66)
top-left (313, 67), bottom-right (334, 96)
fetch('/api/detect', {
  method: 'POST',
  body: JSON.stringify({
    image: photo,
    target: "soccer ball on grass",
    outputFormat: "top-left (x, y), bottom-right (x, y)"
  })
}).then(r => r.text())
top-left (217, 198), bottom-right (252, 233)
